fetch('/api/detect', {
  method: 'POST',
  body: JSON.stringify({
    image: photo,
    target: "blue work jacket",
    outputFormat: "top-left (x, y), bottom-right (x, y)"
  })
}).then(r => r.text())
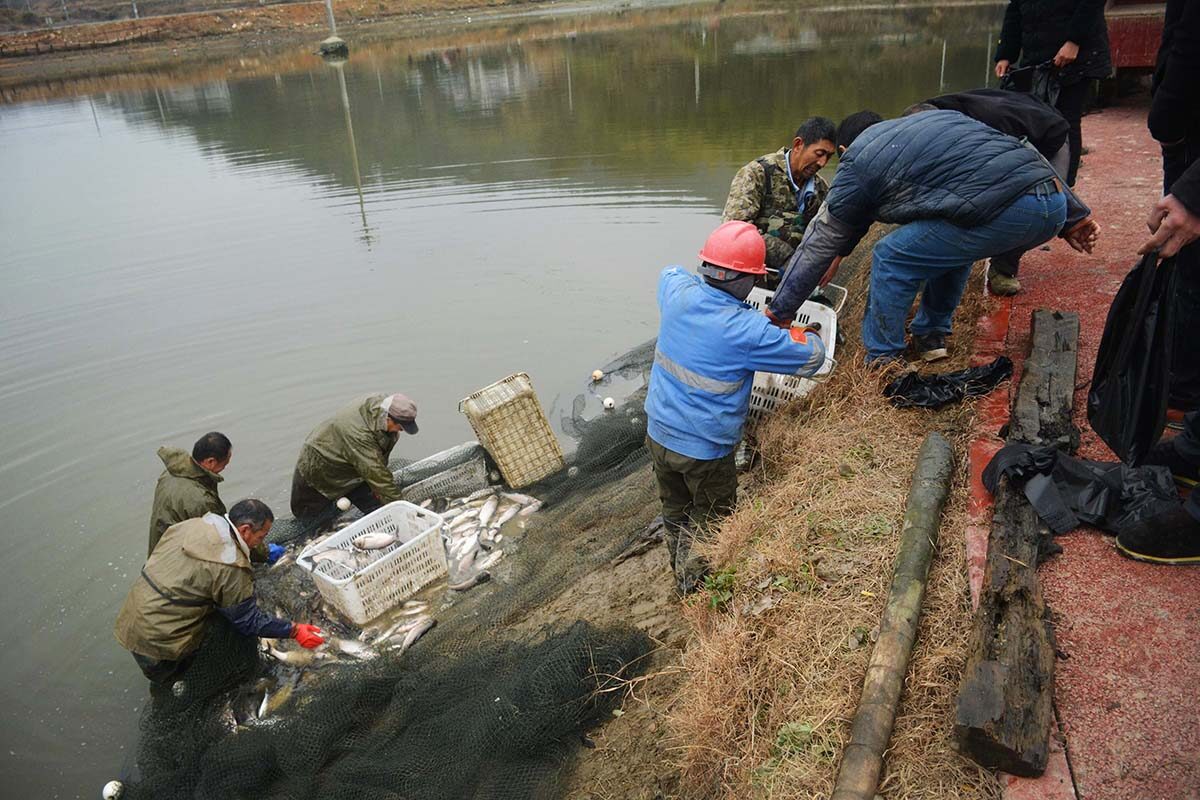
top-left (645, 267), bottom-right (826, 461)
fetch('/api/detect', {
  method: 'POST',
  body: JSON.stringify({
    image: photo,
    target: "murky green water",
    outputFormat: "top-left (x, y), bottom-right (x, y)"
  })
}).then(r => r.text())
top-left (0, 1), bottom-right (1001, 794)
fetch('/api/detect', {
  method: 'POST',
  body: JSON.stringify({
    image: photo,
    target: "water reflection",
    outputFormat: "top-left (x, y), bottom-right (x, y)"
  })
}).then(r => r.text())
top-left (0, 3), bottom-right (1005, 797)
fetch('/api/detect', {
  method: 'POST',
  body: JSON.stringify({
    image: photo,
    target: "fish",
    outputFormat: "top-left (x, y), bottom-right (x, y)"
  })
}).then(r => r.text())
top-left (262, 678), bottom-right (296, 717)
top-left (311, 548), bottom-right (356, 567)
top-left (270, 551), bottom-right (296, 570)
top-left (331, 637), bottom-right (377, 660)
top-left (448, 570), bottom-right (491, 592)
top-left (395, 616), bottom-right (436, 654)
top-left (491, 503), bottom-right (521, 529)
top-left (501, 492), bottom-right (540, 507)
top-left (419, 499), bottom-right (433, 509)
top-left (257, 690), bottom-right (270, 719)
top-left (353, 532), bottom-right (397, 550)
top-left (267, 646), bottom-right (328, 668)
top-left (518, 501), bottom-right (543, 517)
top-left (476, 550), bottom-right (504, 570)
top-left (466, 487), bottom-right (496, 502)
top-left (477, 495), bottom-right (500, 528)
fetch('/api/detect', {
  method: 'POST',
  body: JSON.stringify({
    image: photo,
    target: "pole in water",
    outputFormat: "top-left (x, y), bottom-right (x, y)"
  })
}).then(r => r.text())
top-left (319, 0), bottom-right (348, 56)
top-left (939, 38), bottom-right (947, 92)
top-left (984, 29), bottom-right (993, 87)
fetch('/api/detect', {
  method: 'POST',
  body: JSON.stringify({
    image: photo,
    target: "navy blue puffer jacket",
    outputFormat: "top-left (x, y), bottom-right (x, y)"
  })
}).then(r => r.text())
top-left (827, 110), bottom-right (1059, 232)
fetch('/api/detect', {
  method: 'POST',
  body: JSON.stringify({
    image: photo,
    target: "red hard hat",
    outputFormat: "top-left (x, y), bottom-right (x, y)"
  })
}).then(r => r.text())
top-left (698, 221), bottom-right (767, 276)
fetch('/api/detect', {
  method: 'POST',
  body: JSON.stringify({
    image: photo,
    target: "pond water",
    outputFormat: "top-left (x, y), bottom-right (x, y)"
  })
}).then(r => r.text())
top-left (0, 1), bottom-right (1002, 794)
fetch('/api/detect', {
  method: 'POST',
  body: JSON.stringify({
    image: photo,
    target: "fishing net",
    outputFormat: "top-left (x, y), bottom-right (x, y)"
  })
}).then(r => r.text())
top-left (120, 341), bottom-right (663, 800)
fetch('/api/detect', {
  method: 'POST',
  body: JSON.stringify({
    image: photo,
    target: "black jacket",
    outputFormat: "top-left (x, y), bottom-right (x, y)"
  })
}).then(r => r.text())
top-left (928, 88), bottom-right (1069, 160)
top-left (1149, 0), bottom-right (1200, 212)
top-left (996, 0), bottom-right (1112, 84)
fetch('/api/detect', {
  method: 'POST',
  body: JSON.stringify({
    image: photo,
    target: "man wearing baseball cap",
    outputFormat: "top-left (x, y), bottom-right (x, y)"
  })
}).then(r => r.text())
top-left (290, 393), bottom-right (418, 519)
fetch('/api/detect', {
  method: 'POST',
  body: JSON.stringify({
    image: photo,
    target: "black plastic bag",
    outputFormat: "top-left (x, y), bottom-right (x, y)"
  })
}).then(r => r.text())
top-left (983, 443), bottom-right (1179, 535)
top-left (883, 356), bottom-right (1013, 409)
top-left (1087, 252), bottom-right (1178, 464)
top-left (1000, 61), bottom-right (1061, 106)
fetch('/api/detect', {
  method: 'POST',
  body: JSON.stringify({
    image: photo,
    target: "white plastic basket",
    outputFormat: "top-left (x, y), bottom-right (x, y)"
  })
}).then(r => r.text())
top-left (743, 284), bottom-right (843, 427)
top-left (296, 501), bottom-right (447, 625)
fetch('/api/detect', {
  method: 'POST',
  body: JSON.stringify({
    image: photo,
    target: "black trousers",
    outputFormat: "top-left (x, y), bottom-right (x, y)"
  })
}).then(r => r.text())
top-left (1055, 79), bottom-right (1090, 187)
top-left (289, 468), bottom-right (382, 519)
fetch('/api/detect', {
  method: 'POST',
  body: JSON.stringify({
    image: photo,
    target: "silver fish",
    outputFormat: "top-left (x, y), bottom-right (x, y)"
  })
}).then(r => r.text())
top-left (257, 690), bottom-right (270, 719)
top-left (311, 549), bottom-right (356, 567)
top-left (267, 646), bottom-right (328, 668)
top-left (492, 503), bottom-right (521, 529)
top-left (478, 496), bottom-right (500, 528)
top-left (270, 551), bottom-right (296, 570)
top-left (448, 570), bottom-right (491, 592)
top-left (465, 487), bottom-right (496, 502)
top-left (476, 550), bottom-right (504, 570)
top-left (501, 492), bottom-right (539, 506)
top-left (353, 532), bottom-right (397, 550)
top-left (419, 499), bottom-right (433, 509)
top-left (518, 501), bottom-right (543, 517)
top-left (331, 637), bottom-right (377, 660)
top-left (395, 617), bottom-right (436, 654)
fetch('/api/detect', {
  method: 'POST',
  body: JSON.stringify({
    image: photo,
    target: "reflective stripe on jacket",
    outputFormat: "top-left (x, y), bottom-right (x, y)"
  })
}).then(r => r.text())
top-left (645, 268), bottom-right (825, 460)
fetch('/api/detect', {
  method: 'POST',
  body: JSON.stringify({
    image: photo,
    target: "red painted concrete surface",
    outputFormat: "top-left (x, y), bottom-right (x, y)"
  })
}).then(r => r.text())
top-left (966, 98), bottom-right (1200, 800)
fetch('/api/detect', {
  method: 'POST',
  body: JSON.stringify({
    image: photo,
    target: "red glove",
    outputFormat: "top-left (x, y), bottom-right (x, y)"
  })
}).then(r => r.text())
top-left (764, 308), bottom-right (792, 329)
top-left (291, 623), bottom-right (325, 649)
top-left (789, 325), bottom-right (822, 344)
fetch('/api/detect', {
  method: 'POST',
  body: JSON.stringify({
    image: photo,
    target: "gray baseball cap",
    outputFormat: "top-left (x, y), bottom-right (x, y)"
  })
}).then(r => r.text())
top-left (386, 393), bottom-right (419, 434)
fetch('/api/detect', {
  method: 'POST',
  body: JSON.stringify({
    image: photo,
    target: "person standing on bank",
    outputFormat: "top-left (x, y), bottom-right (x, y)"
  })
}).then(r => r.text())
top-left (722, 117), bottom-right (838, 279)
top-left (1114, 0), bottom-right (1200, 565)
top-left (115, 499), bottom-right (325, 688)
top-left (993, 0), bottom-right (1112, 187)
top-left (645, 221), bottom-right (827, 592)
top-left (291, 393), bottom-right (418, 520)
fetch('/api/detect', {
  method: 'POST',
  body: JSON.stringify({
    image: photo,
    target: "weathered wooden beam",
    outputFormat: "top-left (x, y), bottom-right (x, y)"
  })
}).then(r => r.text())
top-left (1006, 309), bottom-right (1080, 452)
top-left (831, 432), bottom-right (955, 800)
top-left (955, 308), bottom-right (1080, 776)
top-left (954, 475), bottom-right (1057, 776)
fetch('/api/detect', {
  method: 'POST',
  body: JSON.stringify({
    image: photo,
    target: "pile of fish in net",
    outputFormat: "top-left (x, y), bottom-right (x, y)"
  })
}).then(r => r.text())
top-left (116, 340), bottom-right (665, 800)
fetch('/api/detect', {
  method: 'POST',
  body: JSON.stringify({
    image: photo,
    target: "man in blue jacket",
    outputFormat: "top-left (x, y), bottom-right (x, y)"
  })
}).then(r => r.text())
top-left (645, 221), bottom-right (827, 591)
top-left (767, 109), bottom-right (1100, 364)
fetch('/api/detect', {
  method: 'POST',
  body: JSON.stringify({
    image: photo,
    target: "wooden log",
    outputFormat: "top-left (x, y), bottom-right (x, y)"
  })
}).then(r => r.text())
top-left (955, 307), bottom-right (1080, 776)
top-left (1006, 309), bottom-right (1080, 452)
top-left (954, 475), bottom-right (1057, 776)
top-left (831, 432), bottom-right (954, 800)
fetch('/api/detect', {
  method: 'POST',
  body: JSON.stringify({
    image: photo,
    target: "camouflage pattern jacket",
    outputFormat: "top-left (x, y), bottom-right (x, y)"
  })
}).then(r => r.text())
top-left (721, 148), bottom-right (830, 270)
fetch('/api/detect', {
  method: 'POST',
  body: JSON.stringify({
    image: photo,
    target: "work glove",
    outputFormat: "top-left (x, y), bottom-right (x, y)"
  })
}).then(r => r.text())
top-left (764, 308), bottom-right (792, 329)
top-left (266, 544), bottom-right (285, 565)
top-left (291, 623), bottom-right (325, 649)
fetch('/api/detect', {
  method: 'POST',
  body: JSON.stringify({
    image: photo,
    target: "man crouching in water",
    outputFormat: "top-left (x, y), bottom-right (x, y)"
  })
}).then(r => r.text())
top-left (114, 499), bottom-right (324, 695)
top-left (645, 221), bottom-right (828, 591)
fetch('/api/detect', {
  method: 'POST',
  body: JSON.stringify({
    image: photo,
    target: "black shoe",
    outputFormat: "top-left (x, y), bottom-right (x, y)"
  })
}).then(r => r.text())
top-left (910, 332), bottom-right (949, 363)
top-left (1140, 440), bottom-right (1200, 489)
top-left (1116, 505), bottom-right (1200, 565)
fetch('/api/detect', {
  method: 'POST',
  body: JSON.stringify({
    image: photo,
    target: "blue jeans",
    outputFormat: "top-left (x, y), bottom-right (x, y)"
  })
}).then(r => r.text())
top-left (864, 189), bottom-right (1067, 362)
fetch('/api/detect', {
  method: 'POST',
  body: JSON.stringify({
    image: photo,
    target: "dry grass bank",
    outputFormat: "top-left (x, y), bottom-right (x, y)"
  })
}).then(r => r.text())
top-left (667, 257), bottom-right (1003, 799)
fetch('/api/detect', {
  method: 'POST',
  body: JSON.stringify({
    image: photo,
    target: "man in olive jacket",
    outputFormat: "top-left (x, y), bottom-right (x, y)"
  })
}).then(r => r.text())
top-left (147, 432), bottom-right (231, 557)
top-left (115, 499), bottom-right (324, 688)
top-left (290, 393), bottom-right (419, 519)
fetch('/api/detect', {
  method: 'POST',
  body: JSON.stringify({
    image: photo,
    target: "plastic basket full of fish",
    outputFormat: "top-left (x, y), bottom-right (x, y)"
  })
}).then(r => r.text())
top-left (297, 501), bottom-right (448, 625)
top-left (743, 284), bottom-right (844, 428)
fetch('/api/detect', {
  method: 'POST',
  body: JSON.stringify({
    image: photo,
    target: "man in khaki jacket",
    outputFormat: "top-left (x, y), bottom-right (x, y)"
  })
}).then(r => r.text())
top-left (147, 432), bottom-right (229, 555)
top-left (290, 393), bottom-right (419, 519)
top-left (115, 499), bottom-right (324, 687)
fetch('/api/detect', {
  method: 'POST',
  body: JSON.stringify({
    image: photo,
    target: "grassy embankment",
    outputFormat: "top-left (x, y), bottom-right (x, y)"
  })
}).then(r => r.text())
top-left (667, 240), bottom-right (1003, 799)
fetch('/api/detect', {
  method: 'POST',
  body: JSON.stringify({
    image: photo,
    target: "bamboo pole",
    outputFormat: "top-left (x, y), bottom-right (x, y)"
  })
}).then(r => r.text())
top-left (831, 432), bottom-right (954, 800)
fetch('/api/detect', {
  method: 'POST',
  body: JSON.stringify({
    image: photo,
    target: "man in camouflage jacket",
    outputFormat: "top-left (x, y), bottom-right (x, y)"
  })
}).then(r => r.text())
top-left (722, 116), bottom-right (838, 275)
